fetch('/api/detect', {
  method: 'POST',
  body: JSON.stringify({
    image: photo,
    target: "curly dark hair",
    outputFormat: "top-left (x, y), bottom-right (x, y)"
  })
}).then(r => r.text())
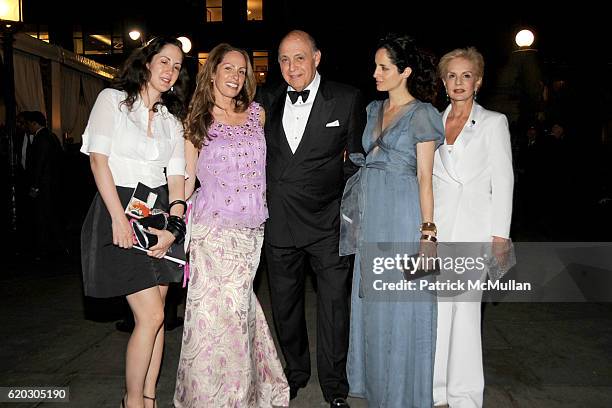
top-left (112, 37), bottom-right (189, 121)
top-left (377, 33), bottom-right (437, 103)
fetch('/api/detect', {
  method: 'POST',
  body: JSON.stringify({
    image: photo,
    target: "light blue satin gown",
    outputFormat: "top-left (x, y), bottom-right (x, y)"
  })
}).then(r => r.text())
top-left (346, 99), bottom-right (444, 408)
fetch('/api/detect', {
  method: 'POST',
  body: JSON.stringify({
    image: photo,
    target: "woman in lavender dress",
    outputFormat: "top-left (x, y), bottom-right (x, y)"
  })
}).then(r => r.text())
top-left (173, 43), bottom-right (289, 407)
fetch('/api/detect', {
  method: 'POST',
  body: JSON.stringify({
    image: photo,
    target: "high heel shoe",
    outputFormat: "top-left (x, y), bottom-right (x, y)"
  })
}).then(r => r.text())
top-left (144, 394), bottom-right (156, 408)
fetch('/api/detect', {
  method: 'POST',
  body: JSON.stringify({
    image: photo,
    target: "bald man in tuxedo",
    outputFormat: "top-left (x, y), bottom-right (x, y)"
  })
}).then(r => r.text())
top-left (257, 30), bottom-right (365, 408)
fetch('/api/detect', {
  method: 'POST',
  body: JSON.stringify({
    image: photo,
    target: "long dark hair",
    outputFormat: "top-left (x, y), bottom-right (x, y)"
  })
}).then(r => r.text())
top-left (184, 43), bottom-right (256, 150)
top-left (377, 33), bottom-right (437, 103)
top-left (112, 37), bottom-right (189, 120)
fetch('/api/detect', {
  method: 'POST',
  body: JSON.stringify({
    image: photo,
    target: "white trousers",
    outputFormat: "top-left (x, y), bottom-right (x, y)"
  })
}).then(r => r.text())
top-left (433, 299), bottom-right (484, 408)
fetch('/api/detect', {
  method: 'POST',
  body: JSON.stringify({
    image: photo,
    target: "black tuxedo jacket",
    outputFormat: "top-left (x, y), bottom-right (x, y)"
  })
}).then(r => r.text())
top-left (258, 78), bottom-right (366, 247)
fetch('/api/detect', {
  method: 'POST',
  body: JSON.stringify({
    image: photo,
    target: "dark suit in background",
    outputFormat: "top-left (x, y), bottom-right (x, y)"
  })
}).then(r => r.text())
top-left (14, 113), bottom-right (31, 239)
top-left (26, 125), bottom-right (64, 258)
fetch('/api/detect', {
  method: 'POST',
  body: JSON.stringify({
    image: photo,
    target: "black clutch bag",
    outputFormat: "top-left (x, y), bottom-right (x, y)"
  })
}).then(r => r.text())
top-left (132, 213), bottom-right (168, 249)
top-left (402, 253), bottom-right (441, 281)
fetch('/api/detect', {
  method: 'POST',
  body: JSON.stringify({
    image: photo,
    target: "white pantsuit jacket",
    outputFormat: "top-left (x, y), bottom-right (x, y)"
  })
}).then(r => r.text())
top-left (432, 102), bottom-right (514, 408)
top-left (433, 102), bottom-right (513, 241)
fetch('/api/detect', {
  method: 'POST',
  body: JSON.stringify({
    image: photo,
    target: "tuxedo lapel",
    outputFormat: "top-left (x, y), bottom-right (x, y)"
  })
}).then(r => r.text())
top-left (291, 80), bottom-right (335, 162)
top-left (269, 88), bottom-right (293, 159)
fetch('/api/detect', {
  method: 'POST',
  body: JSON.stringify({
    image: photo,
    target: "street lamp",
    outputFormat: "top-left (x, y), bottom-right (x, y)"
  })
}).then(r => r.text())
top-left (177, 36), bottom-right (191, 53)
top-left (515, 29), bottom-right (535, 49)
top-left (1, 0), bottom-right (23, 234)
top-left (128, 29), bottom-right (142, 42)
top-left (0, 0), bottom-right (21, 22)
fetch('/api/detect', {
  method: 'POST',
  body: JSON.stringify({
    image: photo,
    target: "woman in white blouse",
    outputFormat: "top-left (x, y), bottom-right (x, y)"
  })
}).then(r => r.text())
top-left (432, 47), bottom-right (514, 408)
top-left (80, 37), bottom-right (189, 408)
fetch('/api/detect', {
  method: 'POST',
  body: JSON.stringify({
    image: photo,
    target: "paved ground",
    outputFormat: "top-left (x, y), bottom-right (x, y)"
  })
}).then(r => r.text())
top-left (1, 249), bottom-right (611, 407)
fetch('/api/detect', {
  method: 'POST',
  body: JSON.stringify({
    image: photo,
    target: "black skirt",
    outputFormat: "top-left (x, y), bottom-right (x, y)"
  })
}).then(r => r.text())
top-left (81, 185), bottom-right (183, 298)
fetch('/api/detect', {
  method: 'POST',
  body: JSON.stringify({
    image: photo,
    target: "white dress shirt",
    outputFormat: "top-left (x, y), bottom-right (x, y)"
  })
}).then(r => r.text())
top-left (80, 88), bottom-right (185, 188)
top-left (283, 72), bottom-right (321, 153)
top-left (21, 132), bottom-right (34, 169)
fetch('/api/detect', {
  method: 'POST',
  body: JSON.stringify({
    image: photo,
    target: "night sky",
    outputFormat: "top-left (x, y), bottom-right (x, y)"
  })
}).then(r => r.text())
top-left (20, 1), bottom-right (612, 119)
top-left (7, 0), bottom-right (612, 239)
top-left (22, 1), bottom-right (610, 64)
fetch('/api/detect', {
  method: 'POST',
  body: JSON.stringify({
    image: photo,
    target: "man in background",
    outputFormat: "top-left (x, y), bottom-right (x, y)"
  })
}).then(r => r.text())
top-left (23, 111), bottom-right (65, 261)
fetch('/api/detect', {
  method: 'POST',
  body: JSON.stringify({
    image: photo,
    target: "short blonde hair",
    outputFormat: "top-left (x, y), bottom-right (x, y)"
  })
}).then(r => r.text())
top-left (438, 47), bottom-right (484, 80)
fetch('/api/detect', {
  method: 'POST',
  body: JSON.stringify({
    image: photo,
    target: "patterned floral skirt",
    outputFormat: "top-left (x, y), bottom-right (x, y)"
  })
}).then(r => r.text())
top-left (174, 224), bottom-right (289, 407)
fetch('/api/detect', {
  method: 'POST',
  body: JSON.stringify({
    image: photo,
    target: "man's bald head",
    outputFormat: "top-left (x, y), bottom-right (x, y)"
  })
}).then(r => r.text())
top-left (277, 30), bottom-right (321, 92)
top-left (279, 30), bottom-right (318, 54)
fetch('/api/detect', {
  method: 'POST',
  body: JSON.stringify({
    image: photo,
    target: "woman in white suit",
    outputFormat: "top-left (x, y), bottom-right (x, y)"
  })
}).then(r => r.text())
top-left (432, 47), bottom-right (514, 408)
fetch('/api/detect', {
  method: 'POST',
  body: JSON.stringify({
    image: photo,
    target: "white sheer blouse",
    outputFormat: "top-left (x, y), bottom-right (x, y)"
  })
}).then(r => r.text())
top-left (81, 88), bottom-right (185, 188)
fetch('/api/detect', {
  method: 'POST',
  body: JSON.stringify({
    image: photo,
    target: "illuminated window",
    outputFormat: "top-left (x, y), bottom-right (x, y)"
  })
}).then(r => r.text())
top-left (73, 25), bottom-right (123, 56)
top-left (25, 24), bottom-right (49, 43)
top-left (73, 27), bottom-right (83, 54)
top-left (253, 51), bottom-right (268, 85)
top-left (112, 26), bottom-right (123, 54)
top-left (26, 32), bottom-right (49, 42)
top-left (206, 0), bottom-right (222, 22)
top-left (84, 34), bottom-right (112, 55)
top-left (247, 0), bottom-right (263, 21)
top-left (198, 52), bottom-right (209, 67)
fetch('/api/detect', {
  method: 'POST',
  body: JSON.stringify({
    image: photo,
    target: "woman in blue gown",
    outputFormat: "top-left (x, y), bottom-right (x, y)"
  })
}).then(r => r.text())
top-left (343, 33), bottom-right (444, 407)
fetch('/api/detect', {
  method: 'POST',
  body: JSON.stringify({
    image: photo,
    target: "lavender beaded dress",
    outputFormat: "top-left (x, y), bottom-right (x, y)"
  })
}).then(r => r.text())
top-left (174, 103), bottom-right (289, 407)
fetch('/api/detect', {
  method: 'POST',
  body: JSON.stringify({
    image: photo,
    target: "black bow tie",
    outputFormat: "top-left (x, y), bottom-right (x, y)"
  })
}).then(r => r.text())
top-left (287, 89), bottom-right (310, 104)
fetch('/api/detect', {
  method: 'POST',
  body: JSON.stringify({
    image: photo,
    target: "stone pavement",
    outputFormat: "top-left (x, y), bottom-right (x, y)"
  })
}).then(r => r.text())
top-left (1, 252), bottom-right (611, 407)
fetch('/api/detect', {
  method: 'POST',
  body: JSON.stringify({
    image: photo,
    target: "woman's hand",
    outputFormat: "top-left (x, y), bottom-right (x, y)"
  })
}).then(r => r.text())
top-left (419, 237), bottom-right (438, 271)
top-left (91, 153), bottom-right (135, 249)
top-left (112, 215), bottom-right (135, 249)
top-left (492, 236), bottom-right (510, 267)
top-left (147, 228), bottom-right (176, 258)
